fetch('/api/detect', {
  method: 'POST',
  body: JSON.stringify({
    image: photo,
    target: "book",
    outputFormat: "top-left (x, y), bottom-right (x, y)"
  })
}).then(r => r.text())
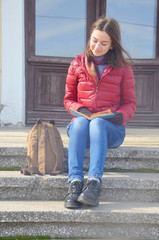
top-left (69, 107), bottom-right (115, 120)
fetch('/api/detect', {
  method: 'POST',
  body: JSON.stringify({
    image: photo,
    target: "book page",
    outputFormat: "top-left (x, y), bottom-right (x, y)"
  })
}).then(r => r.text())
top-left (69, 108), bottom-right (115, 120)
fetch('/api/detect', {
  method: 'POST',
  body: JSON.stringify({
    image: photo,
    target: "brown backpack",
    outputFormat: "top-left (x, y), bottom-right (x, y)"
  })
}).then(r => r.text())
top-left (21, 119), bottom-right (67, 175)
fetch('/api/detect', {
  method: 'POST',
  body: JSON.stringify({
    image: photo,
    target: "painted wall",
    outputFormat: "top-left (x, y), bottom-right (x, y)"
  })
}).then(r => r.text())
top-left (1, 0), bottom-right (25, 127)
top-left (0, 0), bottom-right (2, 110)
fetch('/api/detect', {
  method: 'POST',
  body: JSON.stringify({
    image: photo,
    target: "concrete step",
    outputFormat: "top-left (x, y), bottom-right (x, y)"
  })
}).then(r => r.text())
top-left (0, 146), bottom-right (27, 168)
top-left (1, 127), bottom-right (159, 148)
top-left (1, 171), bottom-right (159, 202)
top-left (1, 200), bottom-right (159, 239)
top-left (0, 146), bottom-right (159, 170)
top-left (0, 127), bottom-right (159, 170)
top-left (85, 146), bottom-right (159, 170)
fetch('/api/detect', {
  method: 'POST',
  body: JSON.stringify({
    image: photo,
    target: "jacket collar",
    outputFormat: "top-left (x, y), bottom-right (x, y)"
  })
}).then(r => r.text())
top-left (75, 52), bottom-right (113, 82)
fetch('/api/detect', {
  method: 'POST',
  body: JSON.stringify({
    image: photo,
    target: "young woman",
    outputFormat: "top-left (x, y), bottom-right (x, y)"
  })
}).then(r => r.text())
top-left (64, 17), bottom-right (136, 209)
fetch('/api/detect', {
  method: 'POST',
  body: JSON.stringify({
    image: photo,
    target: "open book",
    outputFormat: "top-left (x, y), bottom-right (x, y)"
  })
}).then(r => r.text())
top-left (69, 107), bottom-right (115, 120)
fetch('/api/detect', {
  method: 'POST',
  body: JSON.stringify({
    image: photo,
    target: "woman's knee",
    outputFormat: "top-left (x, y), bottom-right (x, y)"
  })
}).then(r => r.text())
top-left (73, 117), bottom-right (89, 128)
top-left (68, 117), bottom-right (89, 136)
top-left (89, 118), bottom-right (107, 136)
top-left (90, 118), bottom-right (106, 129)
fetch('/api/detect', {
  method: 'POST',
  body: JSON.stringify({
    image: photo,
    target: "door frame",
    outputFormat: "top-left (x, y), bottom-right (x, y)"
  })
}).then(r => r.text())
top-left (25, 0), bottom-right (159, 127)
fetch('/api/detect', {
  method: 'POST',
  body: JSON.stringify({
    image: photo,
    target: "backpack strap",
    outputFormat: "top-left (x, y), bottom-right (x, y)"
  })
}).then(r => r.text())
top-left (21, 167), bottom-right (42, 175)
top-left (50, 120), bottom-right (55, 125)
top-left (36, 118), bottom-right (55, 125)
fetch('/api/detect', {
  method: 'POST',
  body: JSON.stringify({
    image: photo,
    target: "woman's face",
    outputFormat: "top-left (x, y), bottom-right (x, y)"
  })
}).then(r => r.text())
top-left (90, 30), bottom-right (112, 57)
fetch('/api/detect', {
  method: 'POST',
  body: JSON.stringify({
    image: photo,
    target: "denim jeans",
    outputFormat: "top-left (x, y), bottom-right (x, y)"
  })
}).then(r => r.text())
top-left (67, 117), bottom-right (125, 183)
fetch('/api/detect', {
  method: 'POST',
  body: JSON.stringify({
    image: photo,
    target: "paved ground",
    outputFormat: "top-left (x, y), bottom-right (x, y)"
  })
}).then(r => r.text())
top-left (0, 126), bottom-right (159, 148)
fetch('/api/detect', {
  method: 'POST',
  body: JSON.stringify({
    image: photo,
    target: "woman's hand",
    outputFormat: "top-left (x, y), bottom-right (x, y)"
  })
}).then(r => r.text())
top-left (78, 107), bottom-right (92, 117)
top-left (109, 112), bottom-right (123, 125)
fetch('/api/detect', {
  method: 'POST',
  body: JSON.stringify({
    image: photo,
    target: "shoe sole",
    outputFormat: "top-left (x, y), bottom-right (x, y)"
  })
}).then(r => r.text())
top-left (64, 201), bottom-right (82, 209)
top-left (77, 195), bottom-right (98, 206)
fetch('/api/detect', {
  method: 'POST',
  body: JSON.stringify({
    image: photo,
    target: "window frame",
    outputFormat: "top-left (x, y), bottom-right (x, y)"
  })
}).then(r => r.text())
top-left (26, 0), bottom-right (105, 63)
top-left (104, 0), bottom-right (159, 60)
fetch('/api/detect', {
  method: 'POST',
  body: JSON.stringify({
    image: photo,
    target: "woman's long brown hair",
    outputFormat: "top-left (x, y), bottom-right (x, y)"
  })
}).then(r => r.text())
top-left (86, 17), bottom-right (133, 68)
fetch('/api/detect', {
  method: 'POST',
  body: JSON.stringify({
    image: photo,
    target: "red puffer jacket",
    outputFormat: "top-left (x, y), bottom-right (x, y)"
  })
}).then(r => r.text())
top-left (64, 52), bottom-right (136, 125)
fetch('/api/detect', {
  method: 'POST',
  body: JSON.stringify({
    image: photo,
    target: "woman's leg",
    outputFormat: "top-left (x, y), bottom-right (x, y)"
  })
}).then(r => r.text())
top-left (88, 118), bottom-right (125, 180)
top-left (78, 118), bottom-right (125, 206)
top-left (65, 117), bottom-right (89, 209)
top-left (67, 117), bottom-right (89, 182)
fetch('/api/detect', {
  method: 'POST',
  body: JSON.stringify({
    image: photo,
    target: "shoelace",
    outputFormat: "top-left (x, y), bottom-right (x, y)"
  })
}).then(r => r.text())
top-left (69, 181), bottom-right (83, 194)
top-left (84, 180), bottom-right (101, 193)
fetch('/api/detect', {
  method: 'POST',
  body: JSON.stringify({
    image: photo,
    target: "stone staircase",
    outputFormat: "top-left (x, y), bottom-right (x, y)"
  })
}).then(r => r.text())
top-left (0, 127), bottom-right (159, 239)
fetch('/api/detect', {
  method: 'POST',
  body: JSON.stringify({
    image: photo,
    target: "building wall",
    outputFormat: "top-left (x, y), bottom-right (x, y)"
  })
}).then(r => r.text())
top-left (0, 0), bottom-right (2, 110)
top-left (1, 0), bottom-right (25, 127)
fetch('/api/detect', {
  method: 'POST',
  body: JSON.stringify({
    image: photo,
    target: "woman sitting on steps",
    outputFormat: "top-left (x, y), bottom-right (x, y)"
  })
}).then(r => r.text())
top-left (64, 17), bottom-right (136, 209)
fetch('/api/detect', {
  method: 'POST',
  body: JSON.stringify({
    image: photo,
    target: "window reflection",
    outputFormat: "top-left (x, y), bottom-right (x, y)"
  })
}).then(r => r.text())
top-left (36, 0), bottom-right (86, 57)
top-left (106, 0), bottom-right (157, 58)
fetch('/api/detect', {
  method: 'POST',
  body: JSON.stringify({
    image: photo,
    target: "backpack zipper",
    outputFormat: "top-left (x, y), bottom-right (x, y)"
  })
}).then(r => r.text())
top-left (45, 125), bottom-right (48, 138)
top-left (36, 136), bottom-right (39, 152)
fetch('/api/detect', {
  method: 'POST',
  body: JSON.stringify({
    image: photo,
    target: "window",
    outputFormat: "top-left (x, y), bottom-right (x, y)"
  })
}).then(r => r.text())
top-left (36, 0), bottom-right (87, 57)
top-left (106, 0), bottom-right (157, 58)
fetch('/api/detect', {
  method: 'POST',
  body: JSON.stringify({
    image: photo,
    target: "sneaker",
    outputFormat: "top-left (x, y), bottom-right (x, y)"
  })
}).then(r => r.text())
top-left (77, 179), bottom-right (101, 206)
top-left (64, 180), bottom-right (83, 209)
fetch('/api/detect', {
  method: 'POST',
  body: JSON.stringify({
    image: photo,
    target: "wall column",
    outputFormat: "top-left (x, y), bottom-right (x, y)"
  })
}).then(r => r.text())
top-left (0, 0), bottom-right (2, 111)
top-left (1, 0), bottom-right (25, 127)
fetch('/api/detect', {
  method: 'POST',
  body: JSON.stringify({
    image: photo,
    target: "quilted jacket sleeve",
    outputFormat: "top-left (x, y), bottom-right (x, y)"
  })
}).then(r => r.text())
top-left (64, 60), bottom-right (84, 115)
top-left (117, 65), bottom-right (136, 124)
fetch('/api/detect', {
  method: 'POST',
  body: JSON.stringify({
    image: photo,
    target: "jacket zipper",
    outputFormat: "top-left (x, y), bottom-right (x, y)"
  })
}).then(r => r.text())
top-left (76, 57), bottom-right (112, 111)
top-left (95, 65), bottom-right (112, 95)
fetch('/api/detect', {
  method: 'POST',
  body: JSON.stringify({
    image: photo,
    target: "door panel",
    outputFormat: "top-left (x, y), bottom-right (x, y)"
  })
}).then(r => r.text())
top-left (35, 70), bottom-right (66, 109)
top-left (26, 56), bottom-right (72, 125)
top-left (129, 61), bottom-right (159, 127)
top-left (135, 72), bottom-right (155, 112)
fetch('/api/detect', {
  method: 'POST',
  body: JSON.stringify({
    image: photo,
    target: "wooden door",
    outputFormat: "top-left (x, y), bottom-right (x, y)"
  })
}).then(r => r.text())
top-left (25, 0), bottom-right (159, 127)
top-left (25, 0), bottom-right (98, 126)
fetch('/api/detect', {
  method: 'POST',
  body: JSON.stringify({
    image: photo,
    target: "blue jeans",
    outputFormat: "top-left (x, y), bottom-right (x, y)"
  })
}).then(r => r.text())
top-left (67, 117), bottom-right (125, 183)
